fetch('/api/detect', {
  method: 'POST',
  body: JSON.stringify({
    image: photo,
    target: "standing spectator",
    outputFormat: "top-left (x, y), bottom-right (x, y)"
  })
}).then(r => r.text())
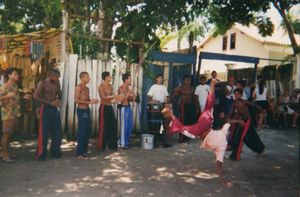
top-left (118, 73), bottom-right (134, 149)
top-left (34, 69), bottom-right (62, 161)
top-left (206, 71), bottom-right (221, 105)
top-left (74, 72), bottom-right (98, 159)
top-left (225, 76), bottom-right (236, 114)
top-left (98, 71), bottom-right (121, 151)
top-left (244, 80), bottom-right (252, 101)
top-left (206, 70), bottom-right (220, 85)
top-left (172, 75), bottom-right (197, 144)
top-left (253, 80), bottom-right (268, 130)
top-left (236, 80), bottom-right (249, 100)
top-left (195, 76), bottom-right (210, 114)
top-left (147, 74), bottom-right (169, 104)
top-left (0, 68), bottom-right (31, 162)
top-left (147, 74), bottom-right (170, 147)
top-left (0, 68), bottom-right (22, 163)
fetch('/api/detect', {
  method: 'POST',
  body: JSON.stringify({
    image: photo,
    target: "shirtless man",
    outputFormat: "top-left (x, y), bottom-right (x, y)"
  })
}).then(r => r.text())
top-left (162, 79), bottom-right (232, 187)
top-left (98, 71), bottom-right (121, 151)
top-left (34, 69), bottom-right (62, 161)
top-left (172, 75), bottom-right (197, 143)
top-left (227, 88), bottom-right (265, 161)
top-left (75, 72), bottom-right (98, 159)
top-left (118, 73), bottom-right (134, 149)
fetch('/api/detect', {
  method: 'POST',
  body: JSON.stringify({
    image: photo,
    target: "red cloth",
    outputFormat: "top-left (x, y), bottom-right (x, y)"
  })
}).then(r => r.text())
top-left (169, 93), bottom-right (215, 137)
top-left (98, 104), bottom-right (105, 150)
top-left (35, 105), bottom-right (44, 160)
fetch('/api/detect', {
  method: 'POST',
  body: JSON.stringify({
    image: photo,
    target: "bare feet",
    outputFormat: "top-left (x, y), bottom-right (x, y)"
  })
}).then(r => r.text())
top-left (76, 155), bottom-right (86, 160)
top-left (221, 180), bottom-right (233, 188)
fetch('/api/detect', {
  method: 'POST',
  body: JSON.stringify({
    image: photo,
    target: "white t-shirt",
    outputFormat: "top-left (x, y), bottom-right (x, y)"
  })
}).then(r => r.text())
top-left (255, 87), bottom-right (267, 101)
top-left (226, 85), bottom-right (236, 99)
top-left (195, 84), bottom-right (210, 105)
top-left (147, 84), bottom-right (169, 103)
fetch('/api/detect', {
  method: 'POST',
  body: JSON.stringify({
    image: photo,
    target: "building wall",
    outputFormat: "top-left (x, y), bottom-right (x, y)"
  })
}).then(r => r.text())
top-left (197, 27), bottom-right (296, 82)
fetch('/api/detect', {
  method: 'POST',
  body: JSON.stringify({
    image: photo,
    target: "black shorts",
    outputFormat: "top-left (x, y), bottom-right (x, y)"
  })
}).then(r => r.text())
top-left (255, 100), bottom-right (268, 110)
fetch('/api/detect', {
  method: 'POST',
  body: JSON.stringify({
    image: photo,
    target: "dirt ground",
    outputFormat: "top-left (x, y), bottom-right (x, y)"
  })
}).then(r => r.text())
top-left (0, 128), bottom-right (299, 197)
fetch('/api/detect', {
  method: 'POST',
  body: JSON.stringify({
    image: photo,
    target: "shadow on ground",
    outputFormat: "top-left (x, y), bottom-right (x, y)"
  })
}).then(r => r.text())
top-left (0, 129), bottom-right (299, 197)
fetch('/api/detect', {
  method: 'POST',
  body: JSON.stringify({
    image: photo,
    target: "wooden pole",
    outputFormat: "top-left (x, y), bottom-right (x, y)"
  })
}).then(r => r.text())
top-left (196, 53), bottom-right (202, 83)
top-left (60, 0), bottom-right (70, 138)
top-left (253, 63), bottom-right (258, 82)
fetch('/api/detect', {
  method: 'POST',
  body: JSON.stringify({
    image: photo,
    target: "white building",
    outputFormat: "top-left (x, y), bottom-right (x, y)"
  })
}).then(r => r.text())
top-left (197, 23), bottom-right (300, 87)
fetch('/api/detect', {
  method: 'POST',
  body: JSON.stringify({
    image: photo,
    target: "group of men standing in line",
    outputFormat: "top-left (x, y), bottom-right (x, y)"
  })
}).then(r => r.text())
top-left (62, 70), bottom-right (136, 160)
top-left (0, 68), bottom-right (136, 162)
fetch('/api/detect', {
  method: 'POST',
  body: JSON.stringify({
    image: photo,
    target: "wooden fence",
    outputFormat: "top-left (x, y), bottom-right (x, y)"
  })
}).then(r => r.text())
top-left (59, 54), bottom-right (143, 139)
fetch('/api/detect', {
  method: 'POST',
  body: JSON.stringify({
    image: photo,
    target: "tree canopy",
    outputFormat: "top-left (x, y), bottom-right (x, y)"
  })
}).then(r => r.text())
top-left (0, 0), bottom-right (299, 59)
top-left (0, 0), bottom-right (62, 34)
top-left (207, 0), bottom-right (299, 54)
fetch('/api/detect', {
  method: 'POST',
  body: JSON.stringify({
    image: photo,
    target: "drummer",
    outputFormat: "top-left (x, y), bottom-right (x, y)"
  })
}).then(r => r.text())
top-left (147, 74), bottom-right (169, 105)
top-left (147, 74), bottom-right (170, 147)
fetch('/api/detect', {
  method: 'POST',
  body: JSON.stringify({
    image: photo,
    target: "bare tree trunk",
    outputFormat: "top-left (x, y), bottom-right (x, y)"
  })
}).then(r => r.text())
top-left (85, 0), bottom-right (91, 31)
top-left (177, 37), bottom-right (181, 51)
top-left (95, 0), bottom-right (113, 60)
top-left (104, 22), bottom-right (113, 60)
top-left (272, 1), bottom-right (299, 55)
top-left (188, 32), bottom-right (194, 53)
top-left (96, 1), bottom-right (105, 60)
top-left (60, 0), bottom-right (70, 137)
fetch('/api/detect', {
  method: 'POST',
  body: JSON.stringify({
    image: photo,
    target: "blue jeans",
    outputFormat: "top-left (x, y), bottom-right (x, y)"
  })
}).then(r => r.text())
top-left (77, 108), bottom-right (91, 156)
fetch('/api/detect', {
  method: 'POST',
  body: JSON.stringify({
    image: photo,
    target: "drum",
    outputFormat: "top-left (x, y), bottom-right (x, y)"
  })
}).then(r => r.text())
top-left (147, 103), bottom-right (162, 132)
top-left (162, 102), bottom-right (172, 109)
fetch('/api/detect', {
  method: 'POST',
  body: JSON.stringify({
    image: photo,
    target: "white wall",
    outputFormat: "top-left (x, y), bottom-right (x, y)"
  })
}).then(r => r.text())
top-left (198, 28), bottom-right (270, 69)
top-left (197, 27), bottom-right (297, 81)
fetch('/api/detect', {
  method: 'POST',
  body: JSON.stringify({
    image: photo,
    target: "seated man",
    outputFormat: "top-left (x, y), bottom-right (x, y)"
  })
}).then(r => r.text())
top-left (162, 79), bottom-right (232, 187)
top-left (279, 89), bottom-right (299, 128)
top-left (267, 98), bottom-right (281, 128)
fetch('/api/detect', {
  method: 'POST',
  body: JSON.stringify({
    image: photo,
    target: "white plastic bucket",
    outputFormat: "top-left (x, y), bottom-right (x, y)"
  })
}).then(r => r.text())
top-left (141, 134), bottom-right (154, 150)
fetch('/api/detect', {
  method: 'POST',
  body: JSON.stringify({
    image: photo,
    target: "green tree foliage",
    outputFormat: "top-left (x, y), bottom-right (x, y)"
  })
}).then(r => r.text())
top-left (65, 0), bottom-right (209, 61)
top-left (280, 12), bottom-right (300, 34)
top-left (207, 0), bottom-right (299, 54)
top-left (0, 0), bottom-right (62, 34)
top-left (1, 0), bottom-right (298, 59)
